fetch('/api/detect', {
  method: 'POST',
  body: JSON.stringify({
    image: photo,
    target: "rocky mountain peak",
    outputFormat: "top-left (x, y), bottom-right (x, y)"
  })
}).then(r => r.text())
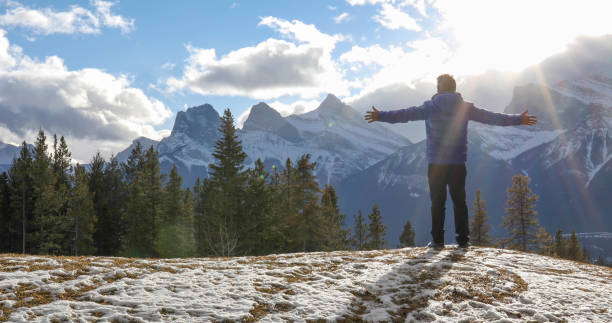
top-left (171, 104), bottom-right (221, 143)
top-left (243, 102), bottom-right (300, 142)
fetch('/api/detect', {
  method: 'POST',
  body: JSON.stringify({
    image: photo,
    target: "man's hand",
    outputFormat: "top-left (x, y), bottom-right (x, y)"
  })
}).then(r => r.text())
top-left (520, 110), bottom-right (537, 126)
top-left (365, 106), bottom-right (379, 123)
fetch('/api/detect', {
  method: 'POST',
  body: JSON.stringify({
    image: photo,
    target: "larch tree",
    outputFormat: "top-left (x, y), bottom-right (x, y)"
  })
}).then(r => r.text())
top-left (469, 190), bottom-right (492, 246)
top-left (502, 175), bottom-right (542, 252)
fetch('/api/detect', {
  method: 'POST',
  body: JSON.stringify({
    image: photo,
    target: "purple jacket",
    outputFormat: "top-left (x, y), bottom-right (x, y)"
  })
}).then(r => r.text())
top-left (378, 92), bottom-right (522, 164)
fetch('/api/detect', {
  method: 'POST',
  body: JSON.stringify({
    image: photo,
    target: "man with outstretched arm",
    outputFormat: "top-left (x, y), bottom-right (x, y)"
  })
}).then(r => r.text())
top-left (364, 74), bottom-right (537, 249)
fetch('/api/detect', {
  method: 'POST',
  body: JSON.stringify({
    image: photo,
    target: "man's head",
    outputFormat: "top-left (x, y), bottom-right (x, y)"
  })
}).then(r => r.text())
top-left (437, 74), bottom-right (456, 93)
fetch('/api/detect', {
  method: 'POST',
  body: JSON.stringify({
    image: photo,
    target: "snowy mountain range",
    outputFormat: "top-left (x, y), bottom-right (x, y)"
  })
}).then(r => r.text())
top-left (116, 94), bottom-right (411, 187)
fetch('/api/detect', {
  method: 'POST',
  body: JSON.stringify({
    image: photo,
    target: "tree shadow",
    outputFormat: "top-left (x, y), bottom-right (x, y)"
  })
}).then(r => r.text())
top-left (339, 246), bottom-right (467, 322)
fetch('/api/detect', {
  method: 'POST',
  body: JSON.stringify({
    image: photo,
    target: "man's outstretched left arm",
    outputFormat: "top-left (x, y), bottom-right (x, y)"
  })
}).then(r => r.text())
top-left (469, 104), bottom-right (537, 126)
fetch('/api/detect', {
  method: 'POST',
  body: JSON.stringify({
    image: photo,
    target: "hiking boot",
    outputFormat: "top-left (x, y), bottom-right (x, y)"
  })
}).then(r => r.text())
top-left (458, 241), bottom-right (470, 249)
top-left (427, 241), bottom-right (445, 250)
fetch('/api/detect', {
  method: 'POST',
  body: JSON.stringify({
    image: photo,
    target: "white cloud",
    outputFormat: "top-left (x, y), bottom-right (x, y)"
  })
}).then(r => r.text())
top-left (0, 0), bottom-right (134, 35)
top-left (168, 17), bottom-right (349, 100)
top-left (327, 5), bottom-right (337, 11)
top-left (374, 3), bottom-right (421, 31)
top-left (0, 29), bottom-right (171, 161)
top-left (346, 0), bottom-right (392, 5)
top-left (161, 62), bottom-right (176, 70)
top-left (334, 12), bottom-right (351, 24)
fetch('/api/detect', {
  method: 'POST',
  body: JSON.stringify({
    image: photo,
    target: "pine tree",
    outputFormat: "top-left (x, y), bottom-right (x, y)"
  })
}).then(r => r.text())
top-left (469, 190), bottom-right (492, 246)
top-left (553, 229), bottom-right (566, 258)
top-left (0, 172), bottom-right (11, 252)
top-left (582, 245), bottom-right (591, 263)
top-left (8, 142), bottom-right (34, 254)
top-left (122, 146), bottom-right (163, 257)
top-left (31, 130), bottom-right (72, 255)
top-left (502, 175), bottom-right (542, 252)
top-left (535, 227), bottom-right (553, 256)
top-left (398, 218), bottom-right (415, 248)
top-left (158, 164), bottom-right (195, 258)
top-left (367, 204), bottom-right (386, 250)
top-left (201, 108), bottom-right (247, 256)
top-left (320, 184), bottom-right (349, 251)
top-left (289, 154), bottom-right (321, 252)
top-left (351, 211), bottom-right (368, 251)
top-left (68, 164), bottom-right (96, 256)
top-left (98, 156), bottom-right (126, 255)
top-left (243, 159), bottom-right (276, 255)
top-left (595, 256), bottom-right (606, 266)
top-left (566, 231), bottom-right (583, 261)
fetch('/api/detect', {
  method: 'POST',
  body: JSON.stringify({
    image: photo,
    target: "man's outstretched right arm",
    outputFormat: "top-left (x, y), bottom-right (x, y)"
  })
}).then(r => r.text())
top-left (365, 104), bottom-right (428, 124)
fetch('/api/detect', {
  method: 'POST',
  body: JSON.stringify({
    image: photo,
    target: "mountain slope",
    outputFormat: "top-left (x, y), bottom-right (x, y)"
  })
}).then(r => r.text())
top-left (0, 248), bottom-right (609, 322)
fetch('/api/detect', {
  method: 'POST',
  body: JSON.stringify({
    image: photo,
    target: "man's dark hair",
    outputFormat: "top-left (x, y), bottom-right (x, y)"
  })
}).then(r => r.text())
top-left (437, 74), bottom-right (456, 93)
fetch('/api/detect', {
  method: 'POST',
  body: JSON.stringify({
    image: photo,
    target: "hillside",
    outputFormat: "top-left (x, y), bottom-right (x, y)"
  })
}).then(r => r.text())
top-left (0, 248), bottom-right (609, 322)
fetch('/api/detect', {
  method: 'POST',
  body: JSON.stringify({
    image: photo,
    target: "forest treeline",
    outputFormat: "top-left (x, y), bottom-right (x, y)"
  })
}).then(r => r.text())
top-left (0, 109), bottom-right (391, 258)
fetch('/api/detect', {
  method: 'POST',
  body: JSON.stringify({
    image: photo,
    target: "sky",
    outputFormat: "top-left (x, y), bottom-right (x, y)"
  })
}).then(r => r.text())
top-left (0, 0), bottom-right (611, 162)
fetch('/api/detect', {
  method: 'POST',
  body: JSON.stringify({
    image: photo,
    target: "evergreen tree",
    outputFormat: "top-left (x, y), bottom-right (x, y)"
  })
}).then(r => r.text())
top-left (566, 231), bottom-right (583, 261)
top-left (553, 229), bottom-right (567, 258)
top-left (68, 164), bottom-right (96, 256)
top-left (367, 204), bottom-right (386, 250)
top-left (8, 142), bottom-right (34, 254)
top-left (535, 226), bottom-right (553, 256)
top-left (595, 256), bottom-right (606, 266)
top-left (243, 159), bottom-right (276, 255)
top-left (351, 211), bottom-right (368, 251)
top-left (31, 130), bottom-right (72, 255)
top-left (502, 175), bottom-right (542, 252)
top-left (320, 184), bottom-right (349, 251)
top-left (469, 190), bottom-right (492, 246)
top-left (582, 245), bottom-right (591, 263)
top-left (0, 172), bottom-right (11, 252)
top-left (98, 156), bottom-right (126, 255)
top-left (201, 109), bottom-right (247, 256)
top-left (158, 164), bottom-right (195, 258)
top-left (123, 146), bottom-right (163, 257)
top-left (89, 153), bottom-right (106, 254)
top-left (288, 154), bottom-right (321, 252)
top-left (398, 218), bottom-right (415, 248)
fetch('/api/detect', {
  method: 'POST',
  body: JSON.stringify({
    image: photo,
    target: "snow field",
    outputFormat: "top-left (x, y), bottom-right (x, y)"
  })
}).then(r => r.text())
top-left (0, 247), bottom-right (610, 322)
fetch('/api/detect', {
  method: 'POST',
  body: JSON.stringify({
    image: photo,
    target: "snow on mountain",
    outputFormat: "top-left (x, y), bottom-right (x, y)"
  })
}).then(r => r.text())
top-left (551, 74), bottom-right (612, 107)
top-left (115, 137), bottom-right (159, 163)
top-left (0, 142), bottom-right (23, 165)
top-left (468, 123), bottom-right (565, 161)
top-left (0, 247), bottom-right (609, 322)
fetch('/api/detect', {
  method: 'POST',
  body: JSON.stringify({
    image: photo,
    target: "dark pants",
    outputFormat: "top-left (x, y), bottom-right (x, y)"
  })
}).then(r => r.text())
top-left (427, 163), bottom-right (469, 245)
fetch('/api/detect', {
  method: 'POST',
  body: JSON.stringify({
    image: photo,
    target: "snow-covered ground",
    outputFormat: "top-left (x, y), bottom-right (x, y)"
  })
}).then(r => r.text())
top-left (0, 247), bottom-right (610, 322)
